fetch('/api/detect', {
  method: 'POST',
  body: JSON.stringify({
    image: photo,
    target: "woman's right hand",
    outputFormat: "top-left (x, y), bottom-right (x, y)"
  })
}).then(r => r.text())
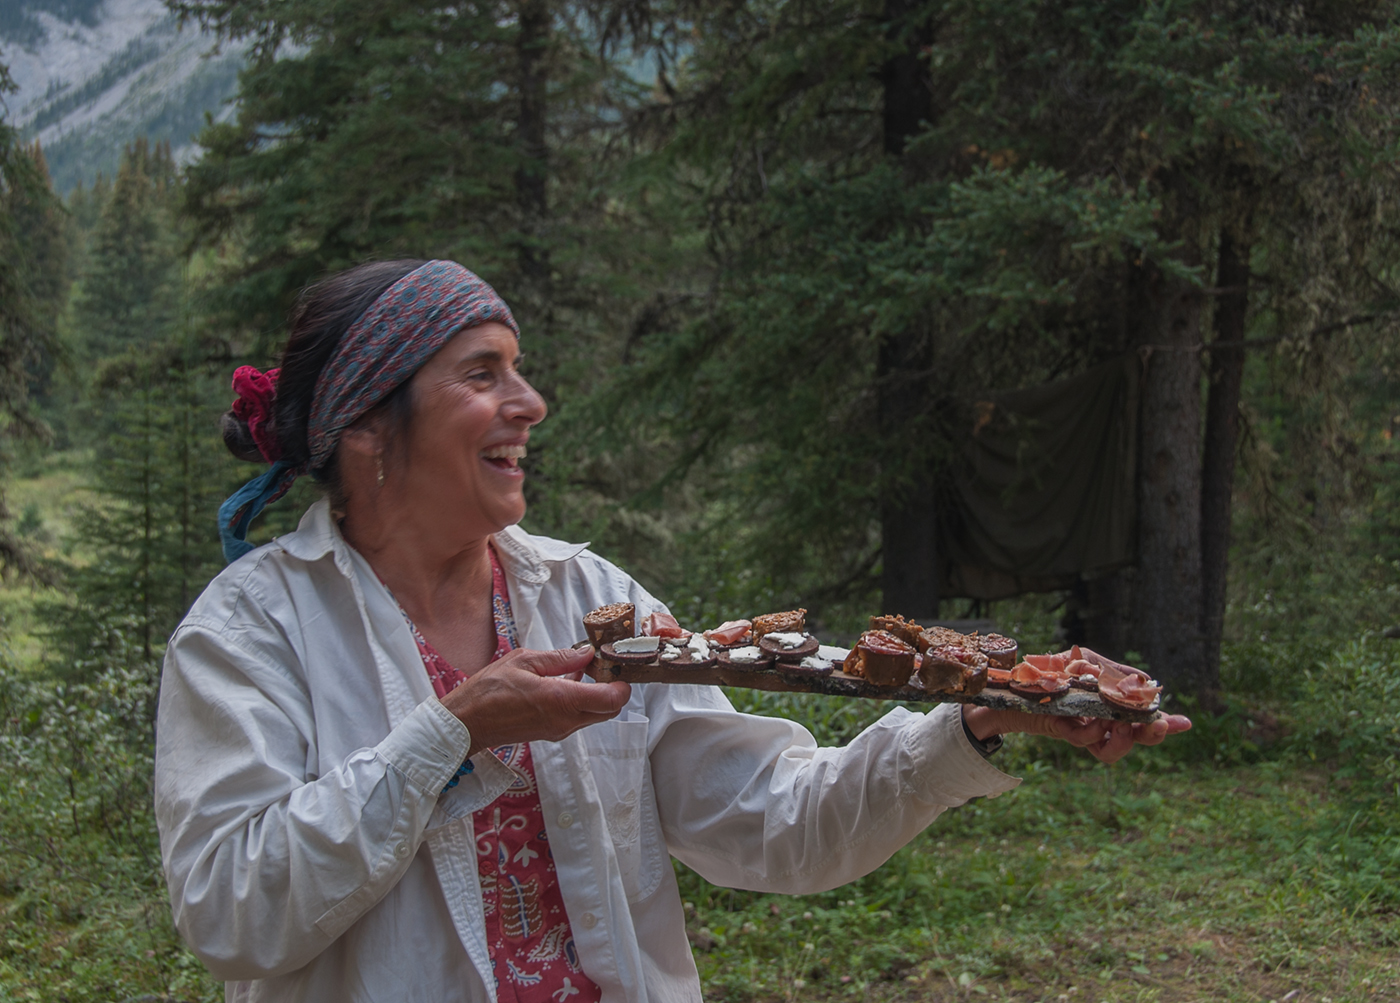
top-left (441, 646), bottom-right (631, 756)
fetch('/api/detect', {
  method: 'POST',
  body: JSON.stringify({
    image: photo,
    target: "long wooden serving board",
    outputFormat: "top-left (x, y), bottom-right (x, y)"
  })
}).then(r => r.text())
top-left (583, 653), bottom-right (1161, 724)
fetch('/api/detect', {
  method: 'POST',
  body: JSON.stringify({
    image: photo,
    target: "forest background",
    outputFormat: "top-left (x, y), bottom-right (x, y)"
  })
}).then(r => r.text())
top-left (2, 0), bottom-right (1399, 1000)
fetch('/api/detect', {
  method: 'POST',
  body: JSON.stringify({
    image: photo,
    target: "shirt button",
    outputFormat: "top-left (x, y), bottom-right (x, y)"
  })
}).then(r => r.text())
top-left (580, 912), bottom-right (598, 929)
top-left (557, 812), bottom-right (575, 829)
top-left (394, 841), bottom-right (410, 859)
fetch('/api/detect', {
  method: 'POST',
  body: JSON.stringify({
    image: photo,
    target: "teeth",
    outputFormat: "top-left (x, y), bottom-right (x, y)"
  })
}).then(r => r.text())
top-left (481, 444), bottom-right (527, 460)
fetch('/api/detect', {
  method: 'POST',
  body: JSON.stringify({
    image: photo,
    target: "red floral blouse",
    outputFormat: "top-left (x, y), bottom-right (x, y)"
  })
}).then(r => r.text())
top-left (395, 548), bottom-right (602, 1003)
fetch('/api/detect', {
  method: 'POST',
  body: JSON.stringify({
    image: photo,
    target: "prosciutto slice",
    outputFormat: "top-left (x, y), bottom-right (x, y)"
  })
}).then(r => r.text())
top-left (1009, 658), bottom-right (1071, 696)
top-left (704, 619), bottom-right (752, 645)
top-left (642, 611), bottom-right (691, 639)
top-left (1097, 663), bottom-right (1162, 710)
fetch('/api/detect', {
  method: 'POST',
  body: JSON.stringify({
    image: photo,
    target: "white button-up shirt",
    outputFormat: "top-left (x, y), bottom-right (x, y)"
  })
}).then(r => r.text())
top-left (155, 500), bottom-right (1019, 1003)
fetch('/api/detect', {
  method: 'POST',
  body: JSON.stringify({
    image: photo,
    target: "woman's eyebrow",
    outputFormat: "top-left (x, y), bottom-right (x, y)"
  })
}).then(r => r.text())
top-left (458, 349), bottom-right (521, 367)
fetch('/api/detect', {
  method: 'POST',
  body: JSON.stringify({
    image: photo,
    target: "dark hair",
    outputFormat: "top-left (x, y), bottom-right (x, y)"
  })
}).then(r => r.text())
top-left (220, 259), bottom-right (429, 507)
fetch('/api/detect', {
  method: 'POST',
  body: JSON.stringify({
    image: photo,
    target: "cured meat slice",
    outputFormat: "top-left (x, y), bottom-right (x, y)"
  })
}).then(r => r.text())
top-left (641, 611), bottom-right (691, 639)
top-left (704, 620), bottom-right (753, 646)
top-left (1009, 658), bottom-right (1071, 698)
top-left (1023, 651), bottom-right (1074, 675)
top-left (1097, 663), bottom-right (1162, 711)
top-left (986, 666), bottom-right (1013, 687)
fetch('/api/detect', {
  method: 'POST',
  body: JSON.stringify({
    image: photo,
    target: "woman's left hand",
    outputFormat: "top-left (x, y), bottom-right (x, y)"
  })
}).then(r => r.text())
top-left (962, 705), bottom-right (1192, 764)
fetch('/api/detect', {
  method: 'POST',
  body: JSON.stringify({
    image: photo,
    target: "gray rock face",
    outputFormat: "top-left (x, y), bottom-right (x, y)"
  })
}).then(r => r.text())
top-left (2, 0), bottom-right (245, 191)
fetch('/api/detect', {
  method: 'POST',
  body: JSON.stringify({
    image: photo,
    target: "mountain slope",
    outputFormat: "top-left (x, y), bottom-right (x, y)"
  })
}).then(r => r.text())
top-left (1, 0), bottom-right (244, 191)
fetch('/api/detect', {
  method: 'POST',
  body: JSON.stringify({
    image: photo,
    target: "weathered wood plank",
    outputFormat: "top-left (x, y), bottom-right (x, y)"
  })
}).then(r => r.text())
top-left (584, 657), bottom-right (1161, 723)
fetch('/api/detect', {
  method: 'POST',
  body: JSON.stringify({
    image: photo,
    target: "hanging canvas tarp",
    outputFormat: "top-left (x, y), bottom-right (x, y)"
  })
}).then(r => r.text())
top-left (939, 353), bottom-right (1140, 600)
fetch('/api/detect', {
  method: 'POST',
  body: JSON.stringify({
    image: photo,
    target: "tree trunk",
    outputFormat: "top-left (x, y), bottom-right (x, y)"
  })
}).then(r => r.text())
top-left (1083, 570), bottom-right (1131, 660)
top-left (516, 0), bottom-right (550, 290)
top-left (1200, 232), bottom-right (1249, 691)
top-left (878, 0), bottom-right (939, 618)
top-left (1133, 259), bottom-right (1208, 700)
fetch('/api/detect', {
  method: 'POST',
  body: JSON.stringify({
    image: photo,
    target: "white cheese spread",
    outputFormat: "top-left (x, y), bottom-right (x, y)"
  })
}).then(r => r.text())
top-left (613, 636), bottom-right (660, 654)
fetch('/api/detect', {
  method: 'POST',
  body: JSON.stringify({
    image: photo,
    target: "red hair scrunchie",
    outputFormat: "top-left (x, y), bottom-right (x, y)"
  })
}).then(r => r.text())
top-left (230, 365), bottom-right (283, 462)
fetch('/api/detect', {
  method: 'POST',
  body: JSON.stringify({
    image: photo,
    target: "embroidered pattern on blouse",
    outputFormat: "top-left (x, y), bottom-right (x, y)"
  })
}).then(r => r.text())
top-left (397, 547), bottom-right (601, 1003)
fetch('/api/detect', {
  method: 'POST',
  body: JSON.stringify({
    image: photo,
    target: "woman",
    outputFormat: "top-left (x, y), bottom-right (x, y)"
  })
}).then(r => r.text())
top-left (155, 259), bottom-right (1190, 1003)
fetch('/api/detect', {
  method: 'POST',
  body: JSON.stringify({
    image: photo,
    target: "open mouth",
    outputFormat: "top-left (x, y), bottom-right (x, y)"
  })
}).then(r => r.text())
top-left (480, 443), bottom-right (527, 471)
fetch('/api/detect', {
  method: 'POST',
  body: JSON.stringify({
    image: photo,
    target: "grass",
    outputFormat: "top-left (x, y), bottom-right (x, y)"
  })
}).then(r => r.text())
top-left (0, 449), bottom-right (95, 671)
top-left (679, 748), bottom-right (1399, 1002)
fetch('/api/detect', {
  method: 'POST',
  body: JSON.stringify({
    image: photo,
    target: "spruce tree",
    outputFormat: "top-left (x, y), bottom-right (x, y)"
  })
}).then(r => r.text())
top-left (76, 139), bottom-right (181, 361)
top-left (0, 61), bottom-right (64, 574)
top-left (590, 0), bottom-right (1400, 698)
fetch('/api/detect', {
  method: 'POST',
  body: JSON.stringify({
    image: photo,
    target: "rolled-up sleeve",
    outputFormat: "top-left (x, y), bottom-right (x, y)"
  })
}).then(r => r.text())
top-left (646, 684), bottom-right (1020, 894)
top-left (154, 620), bottom-right (489, 981)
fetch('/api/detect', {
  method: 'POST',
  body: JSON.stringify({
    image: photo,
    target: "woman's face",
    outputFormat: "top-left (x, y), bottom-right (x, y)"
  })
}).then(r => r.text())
top-left (395, 321), bottom-right (547, 536)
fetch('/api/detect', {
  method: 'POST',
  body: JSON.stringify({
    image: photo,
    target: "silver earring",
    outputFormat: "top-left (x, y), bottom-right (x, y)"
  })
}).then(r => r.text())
top-left (376, 454), bottom-right (385, 487)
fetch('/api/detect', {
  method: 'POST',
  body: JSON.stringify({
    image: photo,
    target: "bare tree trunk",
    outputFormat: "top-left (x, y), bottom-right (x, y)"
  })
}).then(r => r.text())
top-left (878, 0), bottom-right (939, 618)
top-left (1133, 258), bottom-right (1208, 700)
top-left (1083, 570), bottom-right (1131, 660)
top-left (1200, 231), bottom-right (1249, 691)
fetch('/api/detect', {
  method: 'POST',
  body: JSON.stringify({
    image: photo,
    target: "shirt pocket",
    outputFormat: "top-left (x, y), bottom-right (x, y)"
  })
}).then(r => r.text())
top-left (583, 713), bottom-right (666, 903)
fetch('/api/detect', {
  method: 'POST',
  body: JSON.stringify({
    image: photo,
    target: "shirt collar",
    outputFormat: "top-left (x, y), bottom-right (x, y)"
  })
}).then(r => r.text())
top-left (274, 499), bottom-right (590, 582)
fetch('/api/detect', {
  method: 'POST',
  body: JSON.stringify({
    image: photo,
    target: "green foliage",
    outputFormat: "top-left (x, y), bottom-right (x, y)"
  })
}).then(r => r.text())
top-left (0, 658), bottom-right (218, 1002)
top-left (46, 351), bottom-right (235, 672)
top-left (529, 0), bottom-right (1400, 626)
top-left (75, 139), bottom-right (182, 361)
top-left (176, 0), bottom-right (662, 362)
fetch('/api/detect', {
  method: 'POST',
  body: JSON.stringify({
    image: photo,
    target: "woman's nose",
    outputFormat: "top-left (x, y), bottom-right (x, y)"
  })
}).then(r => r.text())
top-left (507, 371), bottom-right (548, 426)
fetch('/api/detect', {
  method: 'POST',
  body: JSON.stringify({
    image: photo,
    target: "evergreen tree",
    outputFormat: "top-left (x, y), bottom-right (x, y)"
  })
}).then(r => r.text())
top-left (48, 334), bottom-right (234, 675)
top-left (75, 139), bottom-right (181, 361)
top-left (176, 0), bottom-right (666, 372)
top-left (0, 60), bottom-right (64, 574)
top-left (11, 142), bottom-right (73, 403)
top-left (581, 0), bottom-right (1400, 699)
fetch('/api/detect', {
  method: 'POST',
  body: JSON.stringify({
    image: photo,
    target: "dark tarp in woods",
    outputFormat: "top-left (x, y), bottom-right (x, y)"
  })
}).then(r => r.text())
top-left (938, 353), bottom-right (1140, 600)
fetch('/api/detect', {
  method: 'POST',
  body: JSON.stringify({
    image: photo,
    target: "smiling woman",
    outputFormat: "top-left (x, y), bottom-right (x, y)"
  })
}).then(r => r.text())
top-left (154, 258), bottom-right (1185, 1003)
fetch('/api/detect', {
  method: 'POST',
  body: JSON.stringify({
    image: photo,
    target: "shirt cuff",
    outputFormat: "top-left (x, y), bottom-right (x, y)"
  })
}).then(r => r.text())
top-left (374, 696), bottom-right (472, 796)
top-left (904, 703), bottom-right (1021, 804)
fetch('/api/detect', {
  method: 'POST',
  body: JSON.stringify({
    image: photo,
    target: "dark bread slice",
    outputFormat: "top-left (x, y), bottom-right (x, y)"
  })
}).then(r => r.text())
top-left (584, 603), bottom-right (636, 646)
top-left (657, 641), bottom-right (718, 669)
top-left (599, 639), bottom-right (661, 665)
top-left (758, 633), bottom-right (819, 663)
top-left (717, 645), bottom-right (773, 670)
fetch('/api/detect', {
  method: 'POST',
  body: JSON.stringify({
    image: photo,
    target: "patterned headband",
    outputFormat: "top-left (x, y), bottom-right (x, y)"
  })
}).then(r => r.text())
top-left (218, 260), bottom-right (519, 562)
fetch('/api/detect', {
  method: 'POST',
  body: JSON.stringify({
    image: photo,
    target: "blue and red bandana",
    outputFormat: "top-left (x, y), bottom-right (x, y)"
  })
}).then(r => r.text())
top-left (219, 260), bottom-right (518, 562)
